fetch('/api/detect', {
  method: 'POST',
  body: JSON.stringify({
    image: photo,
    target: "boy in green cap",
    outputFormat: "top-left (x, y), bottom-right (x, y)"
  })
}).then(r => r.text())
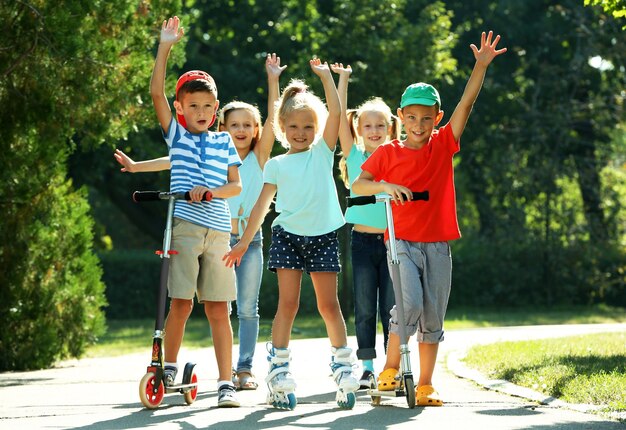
top-left (352, 30), bottom-right (506, 406)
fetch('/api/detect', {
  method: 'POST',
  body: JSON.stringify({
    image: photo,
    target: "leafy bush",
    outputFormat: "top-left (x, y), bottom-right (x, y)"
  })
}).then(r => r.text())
top-left (451, 236), bottom-right (626, 308)
top-left (0, 177), bottom-right (106, 371)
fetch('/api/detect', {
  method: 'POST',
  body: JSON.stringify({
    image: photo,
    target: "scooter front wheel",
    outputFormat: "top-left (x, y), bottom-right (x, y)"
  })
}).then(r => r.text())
top-left (404, 375), bottom-right (415, 409)
top-left (139, 372), bottom-right (164, 409)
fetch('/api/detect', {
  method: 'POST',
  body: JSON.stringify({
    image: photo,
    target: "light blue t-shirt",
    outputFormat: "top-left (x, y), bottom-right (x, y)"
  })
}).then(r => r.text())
top-left (344, 145), bottom-right (387, 230)
top-left (227, 151), bottom-right (263, 235)
top-left (263, 138), bottom-right (345, 236)
top-left (163, 117), bottom-right (242, 232)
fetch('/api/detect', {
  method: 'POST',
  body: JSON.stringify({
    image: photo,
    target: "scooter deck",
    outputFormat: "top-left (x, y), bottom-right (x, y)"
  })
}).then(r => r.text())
top-left (164, 382), bottom-right (197, 394)
top-left (367, 388), bottom-right (407, 397)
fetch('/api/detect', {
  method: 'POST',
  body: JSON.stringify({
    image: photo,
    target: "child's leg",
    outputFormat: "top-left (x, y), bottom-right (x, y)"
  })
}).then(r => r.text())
top-left (204, 301), bottom-right (233, 382)
top-left (351, 232), bottom-right (380, 361)
top-left (164, 298), bottom-right (194, 363)
top-left (272, 268), bottom-right (302, 348)
top-left (232, 233), bottom-right (263, 375)
top-left (418, 342), bottom-right (439, 387)
top-left (382, 332), bottom-right (401, 371)
top-left (310, 272), bottom-right (347, 347)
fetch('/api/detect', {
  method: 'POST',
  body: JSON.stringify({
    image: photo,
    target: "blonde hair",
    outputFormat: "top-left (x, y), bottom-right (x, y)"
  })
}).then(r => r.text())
top-left (217, 101), bottom-right (262, 150)
top-left (273, 78), bottom-right (328, 149)
top-left (339, 97), bottom-right (400, 188)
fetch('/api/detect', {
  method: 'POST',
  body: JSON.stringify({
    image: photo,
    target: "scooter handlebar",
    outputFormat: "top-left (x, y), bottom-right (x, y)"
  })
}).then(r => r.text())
top-left (132, 191), bottom-right (213, 202)
top-left (346, 190), bottom-right (429, 207)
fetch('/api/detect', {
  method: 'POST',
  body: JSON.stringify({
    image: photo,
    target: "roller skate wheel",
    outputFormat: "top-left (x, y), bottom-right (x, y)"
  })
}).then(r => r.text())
top-left (337, 391), bottom-right (356, 409)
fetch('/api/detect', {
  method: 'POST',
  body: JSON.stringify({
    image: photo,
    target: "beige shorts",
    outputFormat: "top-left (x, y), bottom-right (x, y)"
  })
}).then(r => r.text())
top-left (168, 218), bottom-right (236, 302)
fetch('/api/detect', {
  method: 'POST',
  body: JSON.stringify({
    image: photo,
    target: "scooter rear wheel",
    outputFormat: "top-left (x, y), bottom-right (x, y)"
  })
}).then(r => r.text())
top-left (139, 372), bottom-right (164, 409)
top-left (183, 371), bottom-right (198, 405)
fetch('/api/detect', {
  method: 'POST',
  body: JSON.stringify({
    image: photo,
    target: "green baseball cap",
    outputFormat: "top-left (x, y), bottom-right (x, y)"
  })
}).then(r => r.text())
top-left (400, 83), bottom-right (441, 108)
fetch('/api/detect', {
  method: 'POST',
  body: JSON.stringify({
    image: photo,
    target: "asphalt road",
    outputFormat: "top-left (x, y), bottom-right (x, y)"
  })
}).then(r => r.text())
top-left (1, 323), bottom-right (625, 429)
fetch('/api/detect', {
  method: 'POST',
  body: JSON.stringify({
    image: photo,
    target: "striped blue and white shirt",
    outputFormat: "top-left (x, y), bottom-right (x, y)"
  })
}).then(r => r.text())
top-left (163, 118), bottom-right (242, 232)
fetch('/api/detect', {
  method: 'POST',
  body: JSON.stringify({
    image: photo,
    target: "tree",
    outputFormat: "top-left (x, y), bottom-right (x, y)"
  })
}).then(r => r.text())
top-left (0, 0), bottom-right (189, 370)
top-left (444, 0), bottom-right (626, 306)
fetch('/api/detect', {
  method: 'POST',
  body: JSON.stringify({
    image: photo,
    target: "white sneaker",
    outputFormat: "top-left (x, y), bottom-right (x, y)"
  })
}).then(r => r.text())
top-left (217, 384), bottom-right (240, 408)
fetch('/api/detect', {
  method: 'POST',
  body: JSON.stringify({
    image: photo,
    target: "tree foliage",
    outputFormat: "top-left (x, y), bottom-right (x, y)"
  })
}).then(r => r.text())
top-left (0, 0), bottom-right (189, 370)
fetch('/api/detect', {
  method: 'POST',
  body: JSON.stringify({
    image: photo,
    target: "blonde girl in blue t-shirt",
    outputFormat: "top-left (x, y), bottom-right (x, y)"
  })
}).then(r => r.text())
top-left (115, 52), bottom-right (286, 394)
top-left (331, 64), bottom-right (401, 390)
top-left (223, 58), bottom-right (360, 410)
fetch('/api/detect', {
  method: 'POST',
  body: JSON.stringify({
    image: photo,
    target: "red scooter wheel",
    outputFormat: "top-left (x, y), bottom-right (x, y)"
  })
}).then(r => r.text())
top-left (139, 372), bottom-right (165, 409)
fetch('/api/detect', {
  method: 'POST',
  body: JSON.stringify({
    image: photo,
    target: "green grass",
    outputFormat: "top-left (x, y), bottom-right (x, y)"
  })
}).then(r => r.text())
top-left (444, 304), bottom-right (626, 329)
top-left (85, 314), bottom-right (340, 358)
top-left (86, 304), bottom-right (626, 358)
top-left (463, 332), bottom-right (626, 413)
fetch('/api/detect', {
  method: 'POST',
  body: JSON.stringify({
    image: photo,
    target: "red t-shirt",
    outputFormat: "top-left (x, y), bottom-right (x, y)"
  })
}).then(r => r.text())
top-left (361, 123), bottom-right (461, 243)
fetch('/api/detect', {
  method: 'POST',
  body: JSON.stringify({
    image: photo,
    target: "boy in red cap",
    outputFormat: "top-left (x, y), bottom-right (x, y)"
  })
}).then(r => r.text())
top-left (353, 31), bottom-right (506, 406)
top-left (150, 16), bottom-right (242, 407)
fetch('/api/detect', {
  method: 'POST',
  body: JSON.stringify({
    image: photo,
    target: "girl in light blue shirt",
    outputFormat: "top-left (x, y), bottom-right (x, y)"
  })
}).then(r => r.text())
top-left (224, 59), bottom-right (360, 410)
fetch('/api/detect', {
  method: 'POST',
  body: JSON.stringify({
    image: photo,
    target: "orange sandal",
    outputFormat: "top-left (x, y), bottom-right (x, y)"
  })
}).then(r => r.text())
top-left (416, 385), bottom-right (443, 406)
top-left (376, 368), bottom-right (399, 391)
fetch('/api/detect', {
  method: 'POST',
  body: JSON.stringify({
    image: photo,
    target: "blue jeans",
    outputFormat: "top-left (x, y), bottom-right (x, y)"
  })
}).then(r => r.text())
top-left (230, 231), bottom-right (263, 373)
top-left (351, 230), bottom-right (395, 360)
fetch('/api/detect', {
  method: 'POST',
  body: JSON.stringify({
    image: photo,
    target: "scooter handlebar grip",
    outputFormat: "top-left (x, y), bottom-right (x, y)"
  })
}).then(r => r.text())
top-left (132, 191), bottom-right (162, 202)
top-left (346, 195), bottom-right (377, 207)
top-left (412, 190), bottom-right (429, 201)
top-left (183, 191), bottom-right (213, 202)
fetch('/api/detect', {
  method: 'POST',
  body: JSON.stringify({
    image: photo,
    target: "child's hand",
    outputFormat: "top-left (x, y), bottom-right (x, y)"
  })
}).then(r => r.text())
top-left (330, 62), bottom-right (352, 77)
top-left (470, 31), bottom-right (507, 67)
top-left (222, 242), bottom-right (249, 268)
top-left (114, 149), bottom-right (136, 173)
top-left (188, 185), bottom-right (211, 202)
top-left (382, 183), bottom-right (413, 205)
top-left (160, 16), bottom-right (184, 45)
top-left (266, 53), bottom-right (287, 79)
top-left (309, 58), bottom-right (331, 78)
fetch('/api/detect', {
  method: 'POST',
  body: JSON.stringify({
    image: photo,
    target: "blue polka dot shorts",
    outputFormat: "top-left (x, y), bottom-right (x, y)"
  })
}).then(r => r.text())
top-left (268, 225), bottom-right (341, 274)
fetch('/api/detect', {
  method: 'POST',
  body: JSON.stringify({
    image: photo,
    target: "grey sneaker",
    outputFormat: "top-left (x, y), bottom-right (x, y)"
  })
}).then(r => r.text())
top-left (359, 370), bottom-right (376, 389)
top-left (218, 384), bottom-right (240, 408)
top-left (164, 365), bottom-right (177, 387)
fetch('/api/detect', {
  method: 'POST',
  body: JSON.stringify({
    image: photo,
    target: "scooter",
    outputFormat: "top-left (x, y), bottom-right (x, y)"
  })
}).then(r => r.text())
top-left (132, 190), bottom-right (210, 409)
top-left (346, 190), bottom-right (429, 409)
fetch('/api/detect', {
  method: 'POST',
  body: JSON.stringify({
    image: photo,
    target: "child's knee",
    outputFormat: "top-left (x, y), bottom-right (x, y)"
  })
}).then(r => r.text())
top-left (169, 298), bottom-right (194, 318)
top-left (317, 299), bottom-right (341, 320)
top-left (203, 301), bottom-right (229, 322)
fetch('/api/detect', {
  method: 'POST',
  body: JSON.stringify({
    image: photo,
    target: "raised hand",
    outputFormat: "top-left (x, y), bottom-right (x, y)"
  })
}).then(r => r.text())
top-left (266, 53), bottom-right (287, 79)
top-left (470, 31), bottom-right (507, 67)
top-left (309, 58), bottom-right (331, 78)
top-left (160, 16), bottom-right (184, 45)
top-left (114, 149), bottom-right (136, 173)
top-left (330, 62), bottom-right (352, 78)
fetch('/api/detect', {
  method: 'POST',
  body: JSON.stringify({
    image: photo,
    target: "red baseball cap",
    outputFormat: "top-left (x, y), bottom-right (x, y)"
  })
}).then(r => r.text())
top-left (175, 70), bottom-right (217, 129)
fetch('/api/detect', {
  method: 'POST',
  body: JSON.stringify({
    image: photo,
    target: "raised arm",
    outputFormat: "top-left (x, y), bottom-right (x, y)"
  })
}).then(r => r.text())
top-left (114, 149), bottom-right (170, 173)
top-left (448, 30), bottom-right (506, 141)
top-left (150, 16), bottom-right (185, 135)
top-left (255, 53), bottom-right (287, 169)
top-left (222, 183), bottom-right (277, 267)
top-left (331, 62), bottom-right (354, 158)
top-left (310, 58), bottom-right (341, 151)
